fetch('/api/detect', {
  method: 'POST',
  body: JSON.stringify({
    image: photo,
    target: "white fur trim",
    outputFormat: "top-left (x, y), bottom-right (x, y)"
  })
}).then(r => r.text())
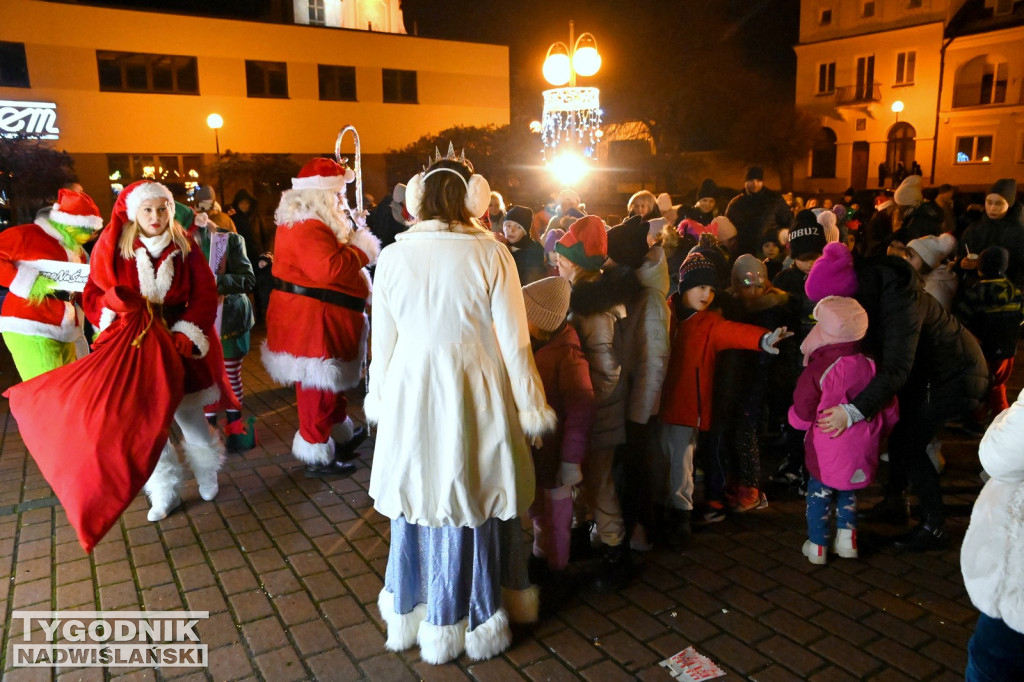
top-left (418, 619), bottom-right (467, 665)
top-left (405, 173), bottom-right (424, 219)
top-left (98, 307), bottom-right (117, 332)
top-left (182, 437), bottom-right (225, 476)
top-left (363, 386), bottom-right (382, 426)
top-left (292, 431), bottom-right (334, 466)
top-left (179, 384), bottom-right (221, 411)
top-left (144, 442), bottom-right (182, 498)
top-left (519, 405), bottom-right (558, 439)
top-left (331, 417), bottom-right (354, 445)
top-left (261, 333), bottom-right (366, 392)
top-left (0, 314), bottom-right (79, 343)
top-left (291, 169), bottom-right (353, 191)
top-left (347, 229), bottom-right (381, 266)
top-left (126, 183), bottom-right (174, 222)
top-left (464, 608), bottom-right (511, 661)
top-left (170, 320), bottom-right (210, 359)
top-left (34, 218), bottom-right (84, 261)
top-left (49, 209), bottom-right (102, 230)
top-left (9, 264), bottom-right (39, 299)
top-left (377, 589), bottom-right (427, 652)
top-left (502, 586), bottom-right (539, 625)
top-left (465, 174), bottom-right (491, 219)
top-left (134, 248), bottom-right (176, 303)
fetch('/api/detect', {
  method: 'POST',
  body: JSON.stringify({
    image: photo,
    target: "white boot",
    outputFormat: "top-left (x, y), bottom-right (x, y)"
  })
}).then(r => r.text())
top-left (145, 443), bottom-right (183, 522)
top-left (833, 528), bottom-right (858, 559)
top-left (802, 539), bottom-right (828, 565)
top-left (184, 436), bottom-right (226, 501)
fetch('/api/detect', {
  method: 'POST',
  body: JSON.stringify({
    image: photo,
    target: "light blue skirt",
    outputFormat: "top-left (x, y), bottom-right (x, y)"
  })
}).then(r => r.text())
top-left (384, 516), bottom-right (530, 630)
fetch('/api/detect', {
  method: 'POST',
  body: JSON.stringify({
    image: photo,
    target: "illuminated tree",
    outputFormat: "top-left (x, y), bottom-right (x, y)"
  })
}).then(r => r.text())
top-left (0, 136), bottom-right (76, 225)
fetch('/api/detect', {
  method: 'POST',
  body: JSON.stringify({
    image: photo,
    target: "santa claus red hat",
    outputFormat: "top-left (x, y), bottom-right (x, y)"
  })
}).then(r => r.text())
top-left (126, 182), bottom-right (175, 222)
top-left (50, 189), bottom-right (103, 230)
top-left (292, 158), bottom-right (355, 191)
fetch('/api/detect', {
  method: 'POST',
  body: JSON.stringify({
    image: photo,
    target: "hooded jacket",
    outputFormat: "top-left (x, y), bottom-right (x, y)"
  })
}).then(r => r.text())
top-left (568, 266), bottom-right (641, 451)
top-left (620, 246), bottom-right (671, 423)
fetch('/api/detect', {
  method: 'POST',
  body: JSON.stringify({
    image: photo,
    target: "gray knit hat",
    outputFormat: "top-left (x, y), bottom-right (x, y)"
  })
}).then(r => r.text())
top-left (522, 276), bottom-right (572, 333)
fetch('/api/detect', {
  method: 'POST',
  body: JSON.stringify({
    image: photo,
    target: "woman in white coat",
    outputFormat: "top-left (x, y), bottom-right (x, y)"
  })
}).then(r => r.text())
top-left (962, 388), bottom-right (1024, 681)
top-left (366, 153), bottom-right (555, 665)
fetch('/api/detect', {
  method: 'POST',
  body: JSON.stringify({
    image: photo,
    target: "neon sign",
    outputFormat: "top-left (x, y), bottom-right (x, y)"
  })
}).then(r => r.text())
top-left (0, 100), bottom-right (60, 140)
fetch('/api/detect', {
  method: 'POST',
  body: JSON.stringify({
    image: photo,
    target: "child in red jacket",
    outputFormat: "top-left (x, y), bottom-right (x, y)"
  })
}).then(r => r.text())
top-left (659, 253), bottom-right (791, 543)
top-left (523, 277), bottom-right (596, 594)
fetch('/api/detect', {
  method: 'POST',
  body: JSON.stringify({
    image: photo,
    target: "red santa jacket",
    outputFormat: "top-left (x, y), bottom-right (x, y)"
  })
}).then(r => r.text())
top-left (0, 219), bottom-right (85, 342)
top-left (83, 236), bottom-right (220, 396)
top-left (660, 297), bottom-right (767, 430)
top-left (263, 217), bottom-right (379, 393)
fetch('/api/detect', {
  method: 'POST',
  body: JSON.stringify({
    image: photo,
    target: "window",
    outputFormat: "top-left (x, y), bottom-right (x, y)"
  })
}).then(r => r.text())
top-left (820, 8), bottom-right (833, 25)
top-left (97, 51), bottom-right (198, 94)
top-left (0, 41), bottom-right (30, 88)
top-left (382, 69), bottom-right (417, 104)
top-left (995, 0), bottom-right (1014, 16)
top-left (318, 65), bottom-right (357, 101)
top-left (245, 60), bottom-right (288, 98)
top-left (308, 0), bottom-right (326, 25)
top-left (955, 135), bottom-right (994, 163)
top-left (895, 51), bottom-right (916, 85)
top-left (817, 62), bottom-right (836, 94)
top-left (909, 0), bottom-right (922, 7)
top-left (980, 61), bottom-right (1008, 104)
top-left (855, 54), bottom-right (876, 100)
top-left (811, 127), bottom-right (838, 178)
top-left (863, 1), bottom-right (876, 17)
top-left (107, 153), bottom-right (204, 196)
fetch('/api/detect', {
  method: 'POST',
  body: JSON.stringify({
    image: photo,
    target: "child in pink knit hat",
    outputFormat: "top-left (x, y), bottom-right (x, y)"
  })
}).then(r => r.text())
top-left (789, 296), bottom-right (899, 565)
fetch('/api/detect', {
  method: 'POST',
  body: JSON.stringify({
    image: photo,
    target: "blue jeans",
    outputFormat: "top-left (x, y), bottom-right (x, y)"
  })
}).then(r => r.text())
top-left (966, 613), bottom-right (1024, 682)
top-left (805, 476), bottom-right (856, 546)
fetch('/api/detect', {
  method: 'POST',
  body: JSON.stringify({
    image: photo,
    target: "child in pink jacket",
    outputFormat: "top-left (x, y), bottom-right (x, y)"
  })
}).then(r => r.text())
top-left (789, 296), bottom-right (898, 565)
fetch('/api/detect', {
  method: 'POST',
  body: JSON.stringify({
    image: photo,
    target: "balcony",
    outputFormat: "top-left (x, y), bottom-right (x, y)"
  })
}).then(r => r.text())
top-left (835, 82), bottom-right (881, 105)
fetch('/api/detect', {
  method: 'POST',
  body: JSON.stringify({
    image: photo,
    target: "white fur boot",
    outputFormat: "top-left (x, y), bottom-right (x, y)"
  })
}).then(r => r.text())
top-left (145, 443), bottom-right (183, 522)
top-left (464, 608), bottom-right (511, 661)
top-left (184, 435), bottom-right (226, 501)
top-left (418, 619), bottom-right (467, 665)
top-left (377, 589), bottom-right (427, 652)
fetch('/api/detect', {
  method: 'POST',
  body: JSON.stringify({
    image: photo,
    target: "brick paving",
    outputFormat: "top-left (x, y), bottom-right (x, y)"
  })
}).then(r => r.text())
top-left (0, 330), bottom-right (1009, 681)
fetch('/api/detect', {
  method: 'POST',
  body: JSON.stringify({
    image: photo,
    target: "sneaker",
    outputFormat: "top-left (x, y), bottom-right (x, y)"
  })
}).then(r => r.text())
top-left (733, 491), bottom-right (768, 513)
top-left (802, 539), bottom-right (828, 565)
top-left (893, 522), bottom-right (949, 553)
top-left (832, 528), bottom-right (858, 559)
top-left (697, 502), bottom-right (727, 525)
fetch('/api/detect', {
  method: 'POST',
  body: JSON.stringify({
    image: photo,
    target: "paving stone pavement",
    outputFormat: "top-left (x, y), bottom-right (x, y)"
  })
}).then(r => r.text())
top-left (0, 330), bottom-right (1011, 681)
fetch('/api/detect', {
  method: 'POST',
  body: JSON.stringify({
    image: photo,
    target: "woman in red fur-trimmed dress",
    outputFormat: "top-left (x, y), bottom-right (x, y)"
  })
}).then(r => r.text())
top-left (83, 181), bottom-right (228, 522)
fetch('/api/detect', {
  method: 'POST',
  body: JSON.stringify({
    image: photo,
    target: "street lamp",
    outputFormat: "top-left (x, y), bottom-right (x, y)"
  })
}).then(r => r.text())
top-left (541, 21), bottom-right (603, 180)
top-left (891, 100), bottom-right (904, 124)
top-left (206, 113), bottom-right (224, 200)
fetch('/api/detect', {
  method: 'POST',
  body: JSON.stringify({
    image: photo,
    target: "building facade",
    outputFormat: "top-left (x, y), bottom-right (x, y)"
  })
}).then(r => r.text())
top-left (0, 0), bottom-right (509, 215)
top-left (794, 0), bottom-right (1024, 195)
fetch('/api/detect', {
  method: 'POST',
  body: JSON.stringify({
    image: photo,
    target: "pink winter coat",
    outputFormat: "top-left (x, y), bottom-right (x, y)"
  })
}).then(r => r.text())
top-left (788, 340), bottom-right (899, 490)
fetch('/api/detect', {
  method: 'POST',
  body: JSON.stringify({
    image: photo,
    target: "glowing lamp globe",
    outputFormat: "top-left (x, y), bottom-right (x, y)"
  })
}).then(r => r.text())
top-left (550, 152), bottom-right (589, 186)
top-left (572, 46), bottom-right (602, 77)
top-left (891, 101), bottom-right (904, 114)
top-left (207, 113), bottom-right (224, 130)
top-left (543, 52), bottom-right (572, 86)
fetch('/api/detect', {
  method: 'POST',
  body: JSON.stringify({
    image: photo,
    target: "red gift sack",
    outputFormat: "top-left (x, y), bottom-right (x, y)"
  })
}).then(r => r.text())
top-left (5, 286), bottom-right (185, 552)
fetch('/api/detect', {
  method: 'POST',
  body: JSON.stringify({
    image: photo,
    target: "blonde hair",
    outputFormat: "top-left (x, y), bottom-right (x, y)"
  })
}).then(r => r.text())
top-left (118, 206), bottom-right (191, 259)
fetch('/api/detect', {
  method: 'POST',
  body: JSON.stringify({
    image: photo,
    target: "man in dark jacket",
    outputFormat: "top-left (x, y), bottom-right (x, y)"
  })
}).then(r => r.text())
top-left (725, 166), bottom-right (792, 258)
top-left (806, 244), bottom-right (988, 552)
top-left (368, 183), bottom-right (414, 251)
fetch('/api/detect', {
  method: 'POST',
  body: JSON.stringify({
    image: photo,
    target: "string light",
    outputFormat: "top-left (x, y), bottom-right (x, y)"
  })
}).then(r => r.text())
top-left (541, 87), bottom-right (602, 162)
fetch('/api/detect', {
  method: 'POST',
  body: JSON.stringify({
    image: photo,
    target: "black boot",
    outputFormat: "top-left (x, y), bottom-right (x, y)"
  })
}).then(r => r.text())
top-left (590, 544), bottom-right (632, 593)
top-left (336, 427), bottom-right (368, 462)
top-left (664, 509), bottom-right (692, 551)
top-left (304, 460), bottom-right (357, 478)
top-left (527, 554), bottom-right (549, 586)
top-left (858, 495), bottom-right (909, 525)
top-left (893, 521), bottom-right (949, 552)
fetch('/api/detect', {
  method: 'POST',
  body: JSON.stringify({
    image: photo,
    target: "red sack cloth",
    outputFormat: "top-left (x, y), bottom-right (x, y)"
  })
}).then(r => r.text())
top-left (4, 286), bottom-right (185, 552)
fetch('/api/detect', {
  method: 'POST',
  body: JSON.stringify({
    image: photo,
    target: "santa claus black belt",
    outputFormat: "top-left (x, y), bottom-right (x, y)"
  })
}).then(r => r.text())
top-left (47, 291), bottom-right (80, 304)
top-left (273, 278), bottom-right (365, 313)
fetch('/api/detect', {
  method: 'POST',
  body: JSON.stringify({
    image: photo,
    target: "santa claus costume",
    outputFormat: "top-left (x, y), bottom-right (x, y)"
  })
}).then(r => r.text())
top-left (261, 158), bottom-right (380, 476)
top-left (0, 189), bottom-right (102, 380)
top-left (83, 181), bottom-right (228, 521)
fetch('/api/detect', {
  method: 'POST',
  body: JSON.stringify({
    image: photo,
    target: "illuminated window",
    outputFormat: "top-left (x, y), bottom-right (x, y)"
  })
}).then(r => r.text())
top-left (246, 60), bottom-right (288, 98)
top-left (107, 153), bottom-right (204, 199)
top-left (863, 1), bottom-right (876, 17)
top-left (97, 51), bottom-right (198, 94)
top-left (0, 41), bottom-right (30, 88)
top-left (820, 8), bottom-right (833, 25)
top-left (895, 51), bottom-right (916, 85)
top-left (817, 62), bottom-right (836, 94)
top-left (382, 69), bottom-right (417, 104)
top-left (319, 65), bottom-right (357, 101)
top-left (955, 135), bottom-right (994, 163)
top-left (308, 0), bottom-right (326, 25)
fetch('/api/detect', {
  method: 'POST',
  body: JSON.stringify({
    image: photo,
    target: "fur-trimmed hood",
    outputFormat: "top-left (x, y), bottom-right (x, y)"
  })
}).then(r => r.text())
top-left (569, 265), bottom-right (642, 317)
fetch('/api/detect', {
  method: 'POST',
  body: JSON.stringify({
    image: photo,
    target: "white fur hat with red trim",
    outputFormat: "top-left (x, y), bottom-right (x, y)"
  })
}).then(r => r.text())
top-left (292, 157), bottom-right (355, 191)
top-left (126, 182), bottom-right (174, 222)
top-left (50, 189), bottom-right (103, 230)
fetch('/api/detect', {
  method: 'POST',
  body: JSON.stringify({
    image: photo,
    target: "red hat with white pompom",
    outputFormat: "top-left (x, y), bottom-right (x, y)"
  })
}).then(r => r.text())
top-left (50, 189), bottom-right (103, 230)
top-left (291, 158), bottom-right (355, 191)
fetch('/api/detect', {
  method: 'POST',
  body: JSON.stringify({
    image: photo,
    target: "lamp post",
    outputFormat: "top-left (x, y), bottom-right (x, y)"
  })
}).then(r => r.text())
top-left (541, 21), bottom-right (603, 184)
top-left (206, 113), bottom-right (224, 200)
top-left (891, 100), bottom-right (904, 124)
